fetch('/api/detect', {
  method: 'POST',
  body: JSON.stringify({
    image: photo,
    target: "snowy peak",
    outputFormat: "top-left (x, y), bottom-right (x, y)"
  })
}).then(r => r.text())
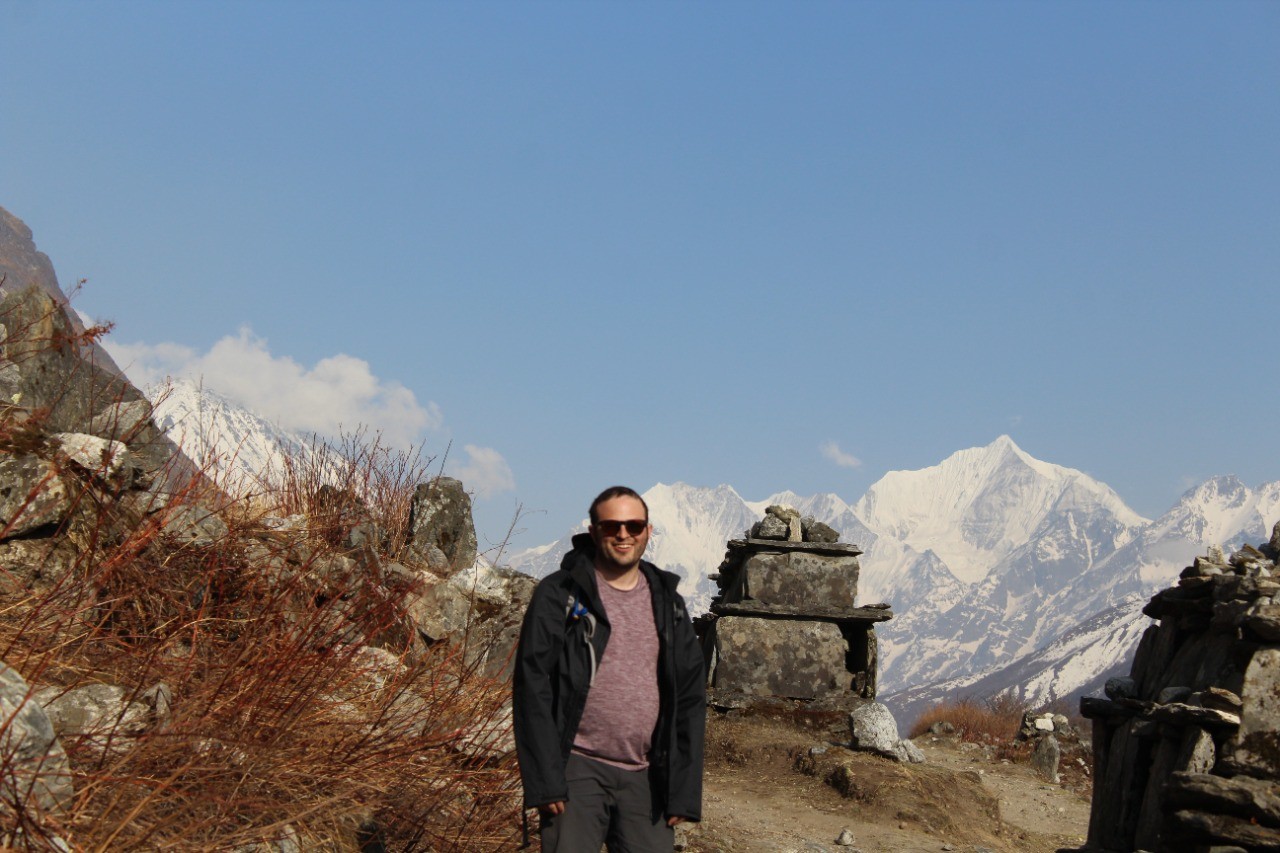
top-left (752, 490), bottom-right (858, 532)
top-left (647, 482), bottom-right (747, 528)
top-left (148, 378), bottom-right (314, 494)
top-left (1149, 475), bottom-right (1280, 546)
top-left (853, 436), bottom-right (1147, 583)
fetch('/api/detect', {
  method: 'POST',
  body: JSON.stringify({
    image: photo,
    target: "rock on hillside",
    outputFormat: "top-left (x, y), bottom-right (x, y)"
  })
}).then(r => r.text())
top-left (0, 206), bottom-right (194, 493)
top-left (0, 206), bottom-right (81, 305)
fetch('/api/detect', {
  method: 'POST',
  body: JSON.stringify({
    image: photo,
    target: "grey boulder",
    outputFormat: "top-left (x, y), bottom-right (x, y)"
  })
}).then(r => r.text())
top-left (0, 662), bottom-right (73, 816)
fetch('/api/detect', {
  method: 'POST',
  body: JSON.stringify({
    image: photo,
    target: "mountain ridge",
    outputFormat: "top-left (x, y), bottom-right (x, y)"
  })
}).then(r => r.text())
top-left (148, 378), bottom-right (315, 494)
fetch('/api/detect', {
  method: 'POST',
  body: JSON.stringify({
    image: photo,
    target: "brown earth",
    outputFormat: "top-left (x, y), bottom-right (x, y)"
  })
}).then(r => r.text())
top-left (678, 711), bottom-right (1091, 853)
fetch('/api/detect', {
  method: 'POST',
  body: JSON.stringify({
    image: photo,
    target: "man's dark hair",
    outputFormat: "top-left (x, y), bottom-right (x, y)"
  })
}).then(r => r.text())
top-left (589, 486), bottom-right (649, 525)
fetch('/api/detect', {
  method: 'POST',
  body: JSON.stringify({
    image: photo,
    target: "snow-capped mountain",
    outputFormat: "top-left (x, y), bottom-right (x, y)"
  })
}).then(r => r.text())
top-left (883, 597), bottom-right (1151, 723)
top-left (870, 439), bottom-right (1152, 696)
top-left (879, 477), bottom-right (1280, 719)
top-left (1120, 475), bottom-right (1280, 583)
top-left (148, 378), bottom-right (316, 495)
top-left (507, 436), bottom-right (1280, 715)
top-left (854, 436), bottom-right (1147, 584)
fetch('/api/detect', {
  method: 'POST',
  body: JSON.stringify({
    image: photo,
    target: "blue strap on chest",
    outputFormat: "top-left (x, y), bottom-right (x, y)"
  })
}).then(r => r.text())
top-left (565, 591), bottom-right (599, 687)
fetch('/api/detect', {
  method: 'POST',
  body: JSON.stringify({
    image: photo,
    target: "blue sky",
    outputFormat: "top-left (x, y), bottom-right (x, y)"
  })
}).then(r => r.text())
top-left (3, 1), bottom-right (1278, 552)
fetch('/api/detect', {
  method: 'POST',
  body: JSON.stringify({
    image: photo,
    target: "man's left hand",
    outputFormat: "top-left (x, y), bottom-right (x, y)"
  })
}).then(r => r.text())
top-left (667, 816), bottom-right (686, 827)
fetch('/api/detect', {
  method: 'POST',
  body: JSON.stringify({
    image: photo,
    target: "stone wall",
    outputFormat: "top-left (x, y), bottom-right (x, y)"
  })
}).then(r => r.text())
top-left (1067, 526), bottom-right (1280, 853)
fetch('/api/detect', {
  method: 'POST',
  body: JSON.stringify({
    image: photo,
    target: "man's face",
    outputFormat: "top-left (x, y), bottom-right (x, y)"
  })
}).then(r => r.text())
top-left (589, 495), bottom-right (651, 572)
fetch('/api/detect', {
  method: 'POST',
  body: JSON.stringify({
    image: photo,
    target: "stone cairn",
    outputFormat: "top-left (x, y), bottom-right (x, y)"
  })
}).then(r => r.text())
top-left (1018, 710), bottom-right (1078, 783)
top-left (700, 505), bottom-right (893, 706)
top-left (1066, 523), bottom-right (1280, 853)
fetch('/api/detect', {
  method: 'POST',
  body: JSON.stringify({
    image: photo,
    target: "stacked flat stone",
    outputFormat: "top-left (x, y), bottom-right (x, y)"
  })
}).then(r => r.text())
top-left (704, 505), bottom-right (892, 702)
top-left (1065, 522), bottom-right (1280, 853)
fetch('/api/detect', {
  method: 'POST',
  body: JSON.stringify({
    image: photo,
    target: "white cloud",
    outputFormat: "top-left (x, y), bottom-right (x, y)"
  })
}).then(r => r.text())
top-left (104, 327), bottom-right (441, 449)
top-left (454, 444), bottom-right (516, 498)
top-left (820, 440), bottom-right (862, 470)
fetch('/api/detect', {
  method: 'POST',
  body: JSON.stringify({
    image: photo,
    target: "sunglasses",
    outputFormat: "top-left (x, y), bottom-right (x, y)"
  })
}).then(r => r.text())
top-left (594, 519), bottom-right (648, 537)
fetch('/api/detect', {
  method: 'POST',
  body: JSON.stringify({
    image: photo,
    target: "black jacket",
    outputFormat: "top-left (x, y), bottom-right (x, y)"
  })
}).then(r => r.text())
top-left (512, 533), bottom-right (706, 820)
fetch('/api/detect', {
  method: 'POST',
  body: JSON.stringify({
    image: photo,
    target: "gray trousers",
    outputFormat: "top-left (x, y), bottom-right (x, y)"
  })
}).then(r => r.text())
top-left (540, 754), bottom-right (674, 853)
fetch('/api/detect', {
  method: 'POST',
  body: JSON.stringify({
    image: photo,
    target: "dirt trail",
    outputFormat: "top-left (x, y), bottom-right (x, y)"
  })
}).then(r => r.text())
top-left (679, 715), bottom-right (1090, 853)
top-left (920, 736), bottom-right (1090, 842)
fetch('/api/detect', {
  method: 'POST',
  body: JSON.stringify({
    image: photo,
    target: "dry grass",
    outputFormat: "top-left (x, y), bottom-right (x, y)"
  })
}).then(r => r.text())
top-left (908, 694), bottom-right (1030, 744)
top-left (0, 382), bottom-right (521, 850)
top-left (263, 426), bottom-right (435, 558)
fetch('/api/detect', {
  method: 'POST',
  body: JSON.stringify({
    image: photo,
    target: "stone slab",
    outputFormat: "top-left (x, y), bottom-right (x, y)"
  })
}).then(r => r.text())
top-left (1149, 703), bottom-right (1240, 730)
top-left (1169, 809), bottom-right (1280, 850)
top-left (0, 454), bottom-right (70, 539)
top-left (734, 551), bottom-right (860, 609)
top-left (1176, 727), bottom-right (1216, 775)
top-left (1134, 734), bottom-right (1178, 850)
top-left (710, 601), bottom-right (892, 622)
top-left (1233, 648), bottom-right (1280, 780)
top-left (1085, 717), bottom-right (1113, 848)
top-left (1166, 771), bottom-right (1280, 825)
top-left (0, 662), bottom-right (72, 815)
top-left (712, 616), bottom-right (850, 699)
top-left (729, 538), bottom-right (863, 557)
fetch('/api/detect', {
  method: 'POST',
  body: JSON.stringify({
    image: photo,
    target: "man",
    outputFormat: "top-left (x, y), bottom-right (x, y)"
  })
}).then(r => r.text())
top-left (513, 486), bottom-right (706, 852)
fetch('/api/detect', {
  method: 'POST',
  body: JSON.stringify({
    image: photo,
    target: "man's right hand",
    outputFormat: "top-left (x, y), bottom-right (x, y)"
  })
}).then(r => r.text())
top-left (540, 801), bottom-right (566, 816)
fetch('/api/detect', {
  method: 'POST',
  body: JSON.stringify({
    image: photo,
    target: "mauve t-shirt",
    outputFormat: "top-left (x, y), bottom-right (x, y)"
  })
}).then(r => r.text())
top-left (571, 571), bottom-right (661, 770)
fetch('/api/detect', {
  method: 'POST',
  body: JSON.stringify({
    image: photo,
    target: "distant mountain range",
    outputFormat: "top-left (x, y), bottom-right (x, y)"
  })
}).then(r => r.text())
top-left (504, 438), bottom-right (1280, 718)
top-left (147, 381), bottom-right (1280, 721)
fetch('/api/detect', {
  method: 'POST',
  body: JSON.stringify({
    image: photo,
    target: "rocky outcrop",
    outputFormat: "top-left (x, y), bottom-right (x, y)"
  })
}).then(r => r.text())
top-left (0, 283), bottom-right (217, 596)
top-left (1, 298), bottom-right (189, 498)
top-left (703, 505), bottom-right (894, 705)
top-left (0, 206), bottom-right (527, 847)
top-left (0, 207), bottom-right (74, 304)
top-left (0, 452), bottom-right (71, 538)
top-left (0, 206), bottom-right (196, 498)
top-left (406, 477), bottom-right (478, 576)
top-left (0, 208), bottom-right (498, 634)
top-left (1066, 524), bottom-right (1280, 853)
